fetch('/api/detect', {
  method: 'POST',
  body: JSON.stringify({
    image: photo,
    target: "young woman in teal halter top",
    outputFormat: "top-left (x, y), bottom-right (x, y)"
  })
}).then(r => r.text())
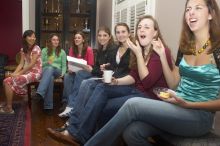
top-left (82, 0), bottom-right (220, 146)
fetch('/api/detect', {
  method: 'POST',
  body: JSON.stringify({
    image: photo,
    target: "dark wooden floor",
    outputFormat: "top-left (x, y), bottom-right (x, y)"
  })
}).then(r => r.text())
top-left (0, 84), bottom-right (66, 146)
top-left (31, 92), bottom-right (67, 146)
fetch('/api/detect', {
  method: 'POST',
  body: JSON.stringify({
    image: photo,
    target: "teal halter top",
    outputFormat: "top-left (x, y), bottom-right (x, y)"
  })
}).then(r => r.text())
top-left (176, 58), bottom-right (220, 102)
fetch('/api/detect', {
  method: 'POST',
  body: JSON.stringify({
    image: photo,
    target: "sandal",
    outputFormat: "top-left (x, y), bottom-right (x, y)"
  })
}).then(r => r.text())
top-left (0, 108), bottom-right (15, 114)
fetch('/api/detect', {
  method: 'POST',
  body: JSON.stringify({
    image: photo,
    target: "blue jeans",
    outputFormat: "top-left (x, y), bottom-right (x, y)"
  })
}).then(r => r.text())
top-left (67, 70), bottom-right (93, 107)
top-left (85, 97), bottom-right (214, 146)
top-left (37, 66), bottom-right (61, 109)
top-left (66, 84), bottom-right (146, 144)
top-left (62, 72), bottom-right (75, 103)
top-left (97, 96), bottom-right (140, 128)
top-left (67, 78), bottom-right (101, 115)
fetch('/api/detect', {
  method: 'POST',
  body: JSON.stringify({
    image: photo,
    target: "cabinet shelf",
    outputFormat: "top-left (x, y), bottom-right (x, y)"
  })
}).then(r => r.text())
top-left (69, 30), bottom-right (90, 34)
top-left (36, 0), bottom-right (96, 49)
top-left (70, 13), bottom-right (90, 17)
top-left (42, 13), bottom-right (63, 17)
top-left (41, 30), bottom-right (62, 33)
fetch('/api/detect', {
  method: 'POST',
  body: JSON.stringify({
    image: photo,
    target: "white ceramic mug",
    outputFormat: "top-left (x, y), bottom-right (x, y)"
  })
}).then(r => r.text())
top-left (103, 70), bottom-right (114, 83)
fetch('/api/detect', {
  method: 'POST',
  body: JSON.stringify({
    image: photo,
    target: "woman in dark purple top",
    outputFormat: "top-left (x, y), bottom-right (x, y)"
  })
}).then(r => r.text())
top-left (47, 16), bottom-right (173, 145)
top-left (129, 49), bottom-right (171, 99)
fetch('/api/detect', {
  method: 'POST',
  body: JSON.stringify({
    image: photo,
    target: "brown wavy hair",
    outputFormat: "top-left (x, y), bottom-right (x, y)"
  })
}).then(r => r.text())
top-left (130, 15), bottom-right (168, 69)
top-left (97, 26), bottom-right (114, 51)
top-left (179, 0), bottom-right (220, 54)
top-left (22, 30), bottom-right (36, 54)
top-left (47, 33), bottom-right (61, 57)
top-left (72, 31), bottom-right (88, 58)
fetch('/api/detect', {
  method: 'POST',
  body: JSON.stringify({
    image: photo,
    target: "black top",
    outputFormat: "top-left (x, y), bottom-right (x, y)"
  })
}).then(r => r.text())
top-left (91, 44), bottom-right (117, 77)
top-left (110, 46), bottom-right (131, 78)
top-left (91, 44), bottom-right (131, 78)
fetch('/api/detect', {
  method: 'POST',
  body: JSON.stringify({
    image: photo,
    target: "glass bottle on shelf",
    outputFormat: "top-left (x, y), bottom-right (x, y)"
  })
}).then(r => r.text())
top-left (51, 0), bottom-right (54, 13)
top-left (44, 18), bottom-right (50, 30)
top-left (55, 17), bottom-right (59, 31)
top-left (44, 0), bottom-right (49, 13)
top-left (83, 18), bottom-right (90, 32)
top-left (57, 0), bottom-right (60, 13)
top-left (73, 23), bottom-right (77, 31)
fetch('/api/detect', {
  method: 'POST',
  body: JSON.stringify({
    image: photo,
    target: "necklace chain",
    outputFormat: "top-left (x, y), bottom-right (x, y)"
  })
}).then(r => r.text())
top-left (191, 39), bottom-right (211, 56)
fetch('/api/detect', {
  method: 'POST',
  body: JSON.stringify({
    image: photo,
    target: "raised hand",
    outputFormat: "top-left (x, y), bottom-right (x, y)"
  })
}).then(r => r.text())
top-left (151, 38), bottom-right (166, 57)
top-left (127, 39), bottom-right (142, 56)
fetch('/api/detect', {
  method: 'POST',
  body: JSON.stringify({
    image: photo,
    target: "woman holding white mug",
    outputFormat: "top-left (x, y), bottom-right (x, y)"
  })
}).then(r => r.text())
top-left (58, 24), bottom-right (131, 117)
top-left (103, 70), bottom-right (114, 83)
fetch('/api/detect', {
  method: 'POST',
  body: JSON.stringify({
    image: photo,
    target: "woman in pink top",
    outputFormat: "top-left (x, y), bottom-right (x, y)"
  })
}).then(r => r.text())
top-left (68, 32), bottom-right (94, 66)
top-left (61, 31), bottom-right (94, 109)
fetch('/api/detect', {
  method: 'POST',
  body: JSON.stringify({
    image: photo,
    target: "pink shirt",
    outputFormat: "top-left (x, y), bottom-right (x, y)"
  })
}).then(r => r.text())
top-left (69, 46), bottom-right (94, 66)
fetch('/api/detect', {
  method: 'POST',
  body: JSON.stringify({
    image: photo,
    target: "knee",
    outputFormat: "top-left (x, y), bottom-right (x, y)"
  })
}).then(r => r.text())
top-left (122, 123), bottom-right (144, 144)
top-left (64, 73), bottom-right (71, 81)
top-left (3, 81), bottom-right (8, 87)
top-left (81, 79), bottom-right (92, 85)
top-left (76, 70), bottom-right (86, 77)
top-left (43, 66), bottom-right (54, 74)
top-left (96, 83), bottom-right (105, 90)
top-left (123, 97), bottom-right (143, 108)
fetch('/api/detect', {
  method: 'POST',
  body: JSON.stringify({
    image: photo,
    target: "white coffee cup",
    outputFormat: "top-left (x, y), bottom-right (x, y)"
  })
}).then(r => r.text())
top-left (103, 70), bottom-right (114, 83)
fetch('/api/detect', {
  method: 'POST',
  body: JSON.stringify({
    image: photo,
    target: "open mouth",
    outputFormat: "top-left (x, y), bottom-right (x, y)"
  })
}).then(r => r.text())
top-left (189, 18), bottom-right (197, 24)
top-left (140, 35), bottom-right (146, 39)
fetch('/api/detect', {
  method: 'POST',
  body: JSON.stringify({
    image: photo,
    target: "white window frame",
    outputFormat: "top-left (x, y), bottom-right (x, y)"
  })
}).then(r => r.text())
top-left (112, 0), bottom-right (156, 35)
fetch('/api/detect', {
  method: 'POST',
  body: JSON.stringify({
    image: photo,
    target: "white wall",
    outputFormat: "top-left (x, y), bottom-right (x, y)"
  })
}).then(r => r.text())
top-left (22, 0), bottom-right (35, 31)
top-left (29, 0), bottom-right (35, 31)
top-left (96, 0), bottom-right (113, 30)
top-left (22, 0), bottom-right (29, 32)
top-left (155, 0), bottom-right (185, 58)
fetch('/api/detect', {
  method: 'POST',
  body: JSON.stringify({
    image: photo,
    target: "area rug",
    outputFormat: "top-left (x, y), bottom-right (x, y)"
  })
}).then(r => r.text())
top-left (0, 101), bottom-right (31, 146)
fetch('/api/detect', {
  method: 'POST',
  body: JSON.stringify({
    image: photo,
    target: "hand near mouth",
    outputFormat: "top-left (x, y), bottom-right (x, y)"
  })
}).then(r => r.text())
top-left (127, 39), bottom-right (142, 55)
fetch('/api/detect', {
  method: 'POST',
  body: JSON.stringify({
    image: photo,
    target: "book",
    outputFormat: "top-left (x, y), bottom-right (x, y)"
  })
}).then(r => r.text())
top-left (67, 56), bottom-right (87, 72)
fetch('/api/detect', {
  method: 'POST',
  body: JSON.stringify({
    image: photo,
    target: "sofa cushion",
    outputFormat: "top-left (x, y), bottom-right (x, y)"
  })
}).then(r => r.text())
top-left (162, 132), bottom-right (220, 146)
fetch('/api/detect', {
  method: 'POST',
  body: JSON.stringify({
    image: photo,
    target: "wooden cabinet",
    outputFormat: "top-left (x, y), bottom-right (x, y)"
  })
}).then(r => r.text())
top-left (35, 0), bottom-right (97, 50)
